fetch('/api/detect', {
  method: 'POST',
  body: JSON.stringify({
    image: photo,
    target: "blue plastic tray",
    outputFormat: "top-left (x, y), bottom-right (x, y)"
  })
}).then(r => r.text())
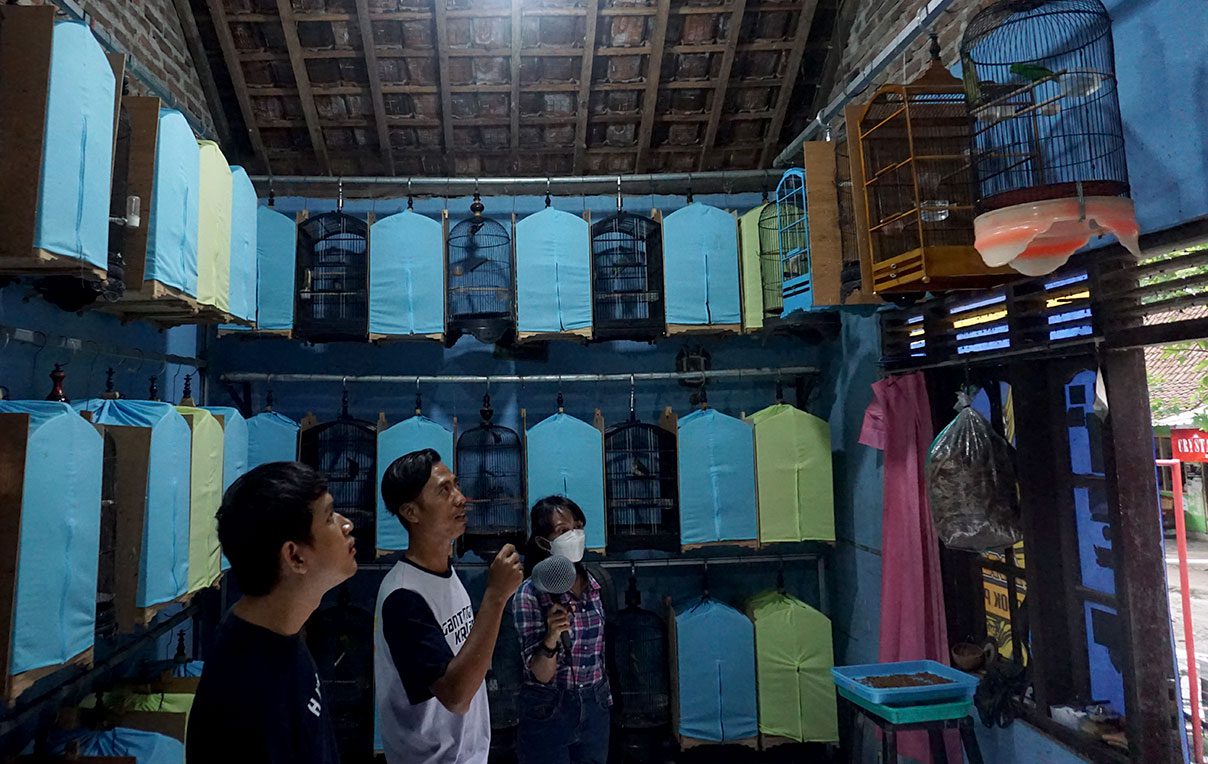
top-left (832, 660), bottom-right (979, 706)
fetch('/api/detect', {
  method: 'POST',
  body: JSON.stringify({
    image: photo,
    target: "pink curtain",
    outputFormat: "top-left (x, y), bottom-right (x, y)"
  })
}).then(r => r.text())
top-left (861, 372), bottom-right (957, 762)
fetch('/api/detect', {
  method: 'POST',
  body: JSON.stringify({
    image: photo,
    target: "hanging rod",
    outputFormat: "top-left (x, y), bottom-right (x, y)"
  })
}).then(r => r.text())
top-left (220, 365), bottom-right (818, 386)
top-left (0, 326), bottom-right (206, 369)
top-left (250, 170), bottom-right (775, 198)
top-left (362, 552), bottom-right (819, 573)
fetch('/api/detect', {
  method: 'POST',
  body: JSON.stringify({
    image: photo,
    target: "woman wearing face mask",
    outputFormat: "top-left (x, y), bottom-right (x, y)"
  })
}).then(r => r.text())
top-left (513, 496), bottom-right (611, 764)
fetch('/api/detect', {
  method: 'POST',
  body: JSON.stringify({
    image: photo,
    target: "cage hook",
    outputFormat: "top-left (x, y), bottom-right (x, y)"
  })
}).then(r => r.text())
top-left (407, 178), bottom-right (414, 210)
top-left (775, 373), bottom-right (784, 404)
top-left (148, 375), bottom-right (159, 402)
top-left (928, 32), bottom-right (941, 62)
top-left (336, 177), bottom-right (344, 212)
top-left (628, 374), bottom-right (636, 420)
top-left (267, 175), bottom-right (276, 208)
top-left (415, 377), bottom-right (422, 415)
top-left (701, 560), bottom-right (710, 598)
top-left (181, 373), bottom-right (193, 405)
top-left (776, 558), bottom-right (785, 593)
top-left (556, 375), bottom-right (564, 413)
top-left (761, 170), bottom-right (770, 203)
top-left (616, 176), bottom-right (623, 212)
top-left (545, 178), bottom-right (552, 208)
top-left (1076, 180), bottom-right (1087, 223)
top-left (686, 173), bottom-right (694, 204)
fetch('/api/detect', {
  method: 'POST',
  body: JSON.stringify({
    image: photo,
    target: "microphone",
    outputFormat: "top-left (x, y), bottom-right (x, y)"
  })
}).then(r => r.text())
top-left (531, 555), bottom-right (576, 652)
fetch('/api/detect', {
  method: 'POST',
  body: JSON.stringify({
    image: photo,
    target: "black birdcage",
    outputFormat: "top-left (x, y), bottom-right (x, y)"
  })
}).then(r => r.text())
top-left (299, 391), bottom-right (376, 561)
top-left (603, 396), bottom-right (679, 553)
top-left (446, 193), bottom-right (515, 345)
top-left (961, 0), bottom-right (1128, 211)
top-left (834, 138), bottom-right (866, 300)
top-left (591, 210), bottom-right (665, 341)
top-left (304, 587), bottom-right (373, 764)
top-left (295, 199), bottom-right (370, 342)
top-left (455, 392), bottom-right (525, 558)
top-left (33, 97), bottom-right (130, 310)
top-left (488, 606), bottom-right (524, 735)
top-left (612, 573), bottom-right (670, 743)
top-left (756, 202), bottom-right (784, 316)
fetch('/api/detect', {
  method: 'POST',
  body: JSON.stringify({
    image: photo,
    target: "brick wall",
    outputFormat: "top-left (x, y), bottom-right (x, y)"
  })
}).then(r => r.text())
top-left (825, 0), bottom-right (996, 121)
top-left (70, 0), bottom-right (216, 137)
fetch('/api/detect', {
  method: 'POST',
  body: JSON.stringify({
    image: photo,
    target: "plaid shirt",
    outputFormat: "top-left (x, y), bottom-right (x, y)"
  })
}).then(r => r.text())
top-left (514, 572), bottom-right (609, 694)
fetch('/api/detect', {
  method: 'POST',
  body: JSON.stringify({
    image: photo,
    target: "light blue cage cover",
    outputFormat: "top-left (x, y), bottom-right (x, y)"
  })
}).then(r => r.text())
top-left (526, 412), bottom-right (606, 550)
top-left (369, 210), bottom-right (444, 338)
top-left (376, 416), bottom-right (454, 551)
top-left (74, 400), bottom-right (190, 608)
top-left (516, 207), bottom-right (592, 335)
top-left (53, 727), bottom-right (184, 764)
top-left (226, 167), bottom-right (258, 322)
top-left (0, 402), bottom-right (102, 675)
top-left (674, 597), bottom-right (758, 742)
top-left (145, 109), bottom-right (201, 296)
top-left (662, 203), bottom-right (741, 327)
top-left (246, 411), bottom-right (300, 470)
top-left (678, 408), bottom-right (758, 545)
top-left (202, 406), bottom-right (248, 572)
top-left (255, 206), bottom-right (297, 332)
top-left (34, 21), bottom-right (115, 271)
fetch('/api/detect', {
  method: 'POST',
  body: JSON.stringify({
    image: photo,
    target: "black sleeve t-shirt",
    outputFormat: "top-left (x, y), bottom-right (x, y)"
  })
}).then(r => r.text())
top-left (186, 614), bottom-right (340, 764)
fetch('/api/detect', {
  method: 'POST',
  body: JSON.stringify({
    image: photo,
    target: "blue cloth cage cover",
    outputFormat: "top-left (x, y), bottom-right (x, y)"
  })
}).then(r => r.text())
top-left (368, 210), bottom-right (444, 341)
top-left (246, 411), bottom-right (300, 470)
top-left (525, 412), bottom-right (606, 550)
top-left (52, 727), bottom-right (184, 764)
top-left (32, 21), bottom-right (115, 271)
top-left (678, 408), bottom-right (758, 546)
top-left (672, 597), bottom-right (758, 743)
top-left (0, 402), bottom-right (102, 676)
top-left (144, 110), bottom-right (200, 296)
top-left (516, 206), bottom-right (593, 338)
top-left (376, 415), bottom-right (454, 552)
top-left (662, 203), bottom-right (742, 331)
top-left (774, 169), bottom-right (812, 315)
top-left (74, 399), bottom-right (190, 609)
top-left (202, 405), bottom-right (248, 572)
top-left (252, 206), bottom-right (297, 333)
top-left (226, 167), bottom-right (257, 322)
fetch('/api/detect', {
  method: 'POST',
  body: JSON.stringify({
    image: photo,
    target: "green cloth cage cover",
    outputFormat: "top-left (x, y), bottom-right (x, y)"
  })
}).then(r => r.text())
top-left (176, 407), bottom-right (223, 592)
top-left (748, 403), bottom-right (834, 542)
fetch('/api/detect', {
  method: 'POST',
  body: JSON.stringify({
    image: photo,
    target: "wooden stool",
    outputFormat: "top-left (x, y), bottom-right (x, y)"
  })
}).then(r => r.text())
top-left (839, 687), bottom-right (984, 764)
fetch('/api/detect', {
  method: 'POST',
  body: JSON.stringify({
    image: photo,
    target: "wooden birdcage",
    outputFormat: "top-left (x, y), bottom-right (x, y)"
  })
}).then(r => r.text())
top-left (446, 193), bottom-right (515, 346)
top-left (300, 391), bottom-right (377, 562)
top-left (455, 393), bottom-right (526, 558)
top-left (854, 42), bottom-right (1013, 295)
top-left (613, 573), bottom-right (671, 745)
top-left (604, 405), bottom-right (679, 553)
top-left (295, 207), bottom-right (370, 343)
top-left (305, 588), bottom-right (374, 763)
top-left (755, 203), bottom-right (785, 316)
top-left (591, 210), bottom-right (666, 341)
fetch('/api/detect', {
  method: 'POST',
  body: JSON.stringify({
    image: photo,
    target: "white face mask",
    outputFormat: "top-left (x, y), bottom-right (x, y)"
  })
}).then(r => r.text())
top-left (549, 528), bottom-right (586, 563)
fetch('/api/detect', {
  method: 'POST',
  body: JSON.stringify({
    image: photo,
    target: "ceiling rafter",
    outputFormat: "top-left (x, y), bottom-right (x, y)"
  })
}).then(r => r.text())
top-left (201, 0), bottom-right (268, 168)
top-left (759, 0), bottom-right (820, 168)
top-left (634, 0), bottom-right (672, 173)
top-left (573, 0), bottom-right (602, 174)
top-left (510, 0), bottom-right (522, 158)
top-left (432, 0), bottom-right (456, 168)
top-left (698, 0), bottom-right (748, 172)
top-left (274, 0), bottom-right (332, 175)
top-left (353, 0), bottom-right (396, 174)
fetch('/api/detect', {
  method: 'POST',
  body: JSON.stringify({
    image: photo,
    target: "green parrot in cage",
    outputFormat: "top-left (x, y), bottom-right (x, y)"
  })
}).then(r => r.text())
top-left (1009, 61), bottom-right (1058, 82)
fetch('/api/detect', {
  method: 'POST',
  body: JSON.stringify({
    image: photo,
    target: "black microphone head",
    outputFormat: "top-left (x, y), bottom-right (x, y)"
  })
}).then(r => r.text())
top-left (531, 555), bottom-right (577, 595)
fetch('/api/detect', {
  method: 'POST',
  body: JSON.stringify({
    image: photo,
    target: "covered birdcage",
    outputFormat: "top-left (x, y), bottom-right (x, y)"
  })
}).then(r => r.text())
top-left (591, 210), bottom-right (665, 341)
top-left (663, 201), bottom-right (742, 333)
top-left (376, 393), bottom-right (453, 554)
top-left (295, 203), bottom-right (369, 343)
top-left (856, 39), bottom-right (1013, 295)
top-left (525, 404), bottom-right (607, 551)
top-left (305, 589), bottom-right (374, 763)
top-left (677, 408), bottom-right (757, 549)
top-left (488, 606), bottom-right (524, 733)
top-left (246, 408), bottom-right (300, 470)
top-left (604, 403), bottom-right (679, 553)
top-left (252, 206), bottom-right (297, 336)
top-left (300, 391), bottom-right (376, 562)
top-left (446, 193), bottom-right (514, 345)
top-left (738, 200), bottom-right (776, 330)
top-left (455, 393), bottom-right (525, 558)
top-left (369, 207), bottom-right (444, 342)
top-left (669, 596), bottom-right (758, 747)
top-left (774, 169), bottom-right (812, 315)
top-left (613, 574), bottom-right (671, 735)
top-left (961, 0), bottom-right (1139, 276)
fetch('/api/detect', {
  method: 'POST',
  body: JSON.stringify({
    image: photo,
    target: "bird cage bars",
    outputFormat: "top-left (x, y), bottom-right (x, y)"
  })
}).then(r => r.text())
top-left (604, 389), bottom-right (679, 553)
top-left (300, 391), bottom-right (377, 561)
top-left (961, 0), bottom-right (1128, 210)
top-left (295, 188), bottom-right (369, 342)
top-left (446, 192), bottom-right (515, 345)
top-left (613, 574), bottom-right (671, 733)
top-left (755, 204), bottom-right (785, 316)
top-left (455, 392), bottom-right (526, 558)
top-left (774, 170), bottom-right (812, 314)
top-left (856, 39), bottom-right (1011, 295)
top-left (591, 184), bottom-right (666, 340)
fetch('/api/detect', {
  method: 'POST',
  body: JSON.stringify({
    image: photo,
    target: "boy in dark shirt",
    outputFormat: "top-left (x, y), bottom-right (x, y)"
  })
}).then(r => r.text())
top-left (187, 462), bottom-right (358, 764)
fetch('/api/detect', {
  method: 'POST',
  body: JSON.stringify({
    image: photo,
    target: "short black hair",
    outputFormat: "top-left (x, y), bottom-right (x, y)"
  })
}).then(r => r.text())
top-left (381, 448), bottom-right (442, 530)
top-left (524, 495), bottom-right (586, 576)
top-left (217, 461), bottom-right (327, 596)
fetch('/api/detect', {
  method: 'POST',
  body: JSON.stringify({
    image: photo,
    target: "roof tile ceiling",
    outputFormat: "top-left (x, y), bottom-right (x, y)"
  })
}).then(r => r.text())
top-left (199, 0), bottom-right (838, 177)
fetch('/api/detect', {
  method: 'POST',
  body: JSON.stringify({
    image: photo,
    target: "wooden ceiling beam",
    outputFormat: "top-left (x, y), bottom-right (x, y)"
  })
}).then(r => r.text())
top-left (353, 0), bottom-right (396, 174)
top-left (573, 0), bottom-right (602, 174)
top-left (274, 0), bottom-right (332, 174)
top-left (634, 0), bottom-right (671, 173)
top-left (759, 0), bottom-right (819, 168)
top-left (201, 0), bottom-right (269, 168)
top-left (699, 0), bottom-right (748, 172)
top-left (172, 0), bottom-right (232, 149)
top-left (433, 0), bottom-right (455, 162)
top-left (510, 0), bottom-right (522, 157)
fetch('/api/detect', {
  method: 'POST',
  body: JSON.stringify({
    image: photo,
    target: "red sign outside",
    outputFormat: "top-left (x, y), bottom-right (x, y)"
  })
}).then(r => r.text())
top-left (1172, 429), bottom-right (1208, 463)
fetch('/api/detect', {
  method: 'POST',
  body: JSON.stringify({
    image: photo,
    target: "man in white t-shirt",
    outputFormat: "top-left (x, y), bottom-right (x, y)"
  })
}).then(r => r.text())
top-left (375, 448), bottom-right (524, 764)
